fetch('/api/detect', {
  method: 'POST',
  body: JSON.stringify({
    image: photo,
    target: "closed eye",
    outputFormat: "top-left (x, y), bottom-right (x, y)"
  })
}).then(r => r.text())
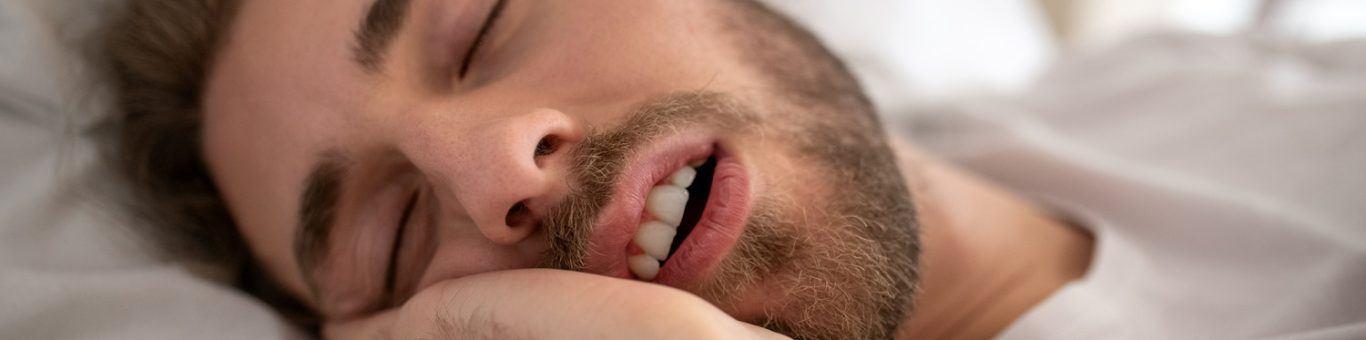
top-left (458, 0), bottom-right (508, 78)
top-left (383, 189), bottom-right (420, 307)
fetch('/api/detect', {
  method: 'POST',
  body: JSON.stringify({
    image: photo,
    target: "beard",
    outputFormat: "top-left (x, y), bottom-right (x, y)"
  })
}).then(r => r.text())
top-left (538, 90), bottom-right (920, 340)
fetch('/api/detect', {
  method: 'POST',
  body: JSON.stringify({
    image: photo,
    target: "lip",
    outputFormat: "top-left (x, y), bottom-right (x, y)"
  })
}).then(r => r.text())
top-left (653, 146), bottom-right (749, 288)
top-left (583, 134), bottom-right (751, 290)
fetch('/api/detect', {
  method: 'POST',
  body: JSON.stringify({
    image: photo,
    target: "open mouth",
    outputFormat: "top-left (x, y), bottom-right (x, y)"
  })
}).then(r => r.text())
top-left (626, 154), bottom-right (718, 280)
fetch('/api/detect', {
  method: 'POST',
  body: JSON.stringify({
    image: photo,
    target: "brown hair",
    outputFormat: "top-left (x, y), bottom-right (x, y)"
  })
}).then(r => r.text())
top-left (103, 0), bottom-right (316, 327)
top-left (105, 0), bottom-right (236, 272)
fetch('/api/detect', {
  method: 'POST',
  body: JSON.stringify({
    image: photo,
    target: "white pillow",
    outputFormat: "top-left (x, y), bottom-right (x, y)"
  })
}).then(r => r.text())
top-left (0, 1), bottom-right (303, 338)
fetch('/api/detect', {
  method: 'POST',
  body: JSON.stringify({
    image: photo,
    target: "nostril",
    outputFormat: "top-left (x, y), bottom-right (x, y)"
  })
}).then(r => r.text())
top-left (534, 136), bottom-right (558, 157)
top-left (506, 201), bottom-right (535, 228)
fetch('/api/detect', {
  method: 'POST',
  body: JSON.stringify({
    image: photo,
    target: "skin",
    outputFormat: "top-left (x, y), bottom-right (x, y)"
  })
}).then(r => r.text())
top-left (206, 0), bottom-right (762, 316)
top-left (203, 0), bottom-right (1093, 337)
top-left (892, 143), bottom-right (1093, 339)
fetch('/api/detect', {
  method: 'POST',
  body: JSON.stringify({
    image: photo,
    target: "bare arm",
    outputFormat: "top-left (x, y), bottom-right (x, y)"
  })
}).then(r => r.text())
top-left (324, 269), bottom-right (789, 340)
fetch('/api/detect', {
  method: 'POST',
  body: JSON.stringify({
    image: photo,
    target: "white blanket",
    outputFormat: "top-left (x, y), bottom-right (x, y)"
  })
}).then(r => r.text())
top-left (902, 32), bottom-right (1366, 339)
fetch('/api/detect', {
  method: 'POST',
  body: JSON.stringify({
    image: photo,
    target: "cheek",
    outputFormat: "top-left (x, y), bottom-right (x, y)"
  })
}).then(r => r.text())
top-left (411, 229), bottom-right (546, 291)
top-left (736, 135), bottom-right (830, 208)
top-left (484, 0), bottom-right (740, 114)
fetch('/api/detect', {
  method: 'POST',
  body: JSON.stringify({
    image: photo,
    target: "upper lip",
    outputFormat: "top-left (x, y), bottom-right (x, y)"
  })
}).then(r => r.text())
top-left (580, 133), bottom-right (718, 281)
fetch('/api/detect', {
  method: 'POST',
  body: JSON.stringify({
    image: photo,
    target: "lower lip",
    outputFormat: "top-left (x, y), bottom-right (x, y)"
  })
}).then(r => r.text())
top-left (653, 147), bottom-right (751, 288)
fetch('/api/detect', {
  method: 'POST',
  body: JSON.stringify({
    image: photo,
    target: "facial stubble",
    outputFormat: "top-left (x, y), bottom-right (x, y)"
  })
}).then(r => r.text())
top-left (537, 91), bottom-right (920, 340)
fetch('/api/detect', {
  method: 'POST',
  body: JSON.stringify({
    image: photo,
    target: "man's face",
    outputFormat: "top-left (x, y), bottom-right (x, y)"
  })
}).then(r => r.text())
top-left (203, 0), bottom-right (918, 337)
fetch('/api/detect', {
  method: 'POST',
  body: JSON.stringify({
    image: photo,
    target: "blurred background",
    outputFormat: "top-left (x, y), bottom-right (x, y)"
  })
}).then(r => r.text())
top-left (765, 0), bottom-right (1366, 115)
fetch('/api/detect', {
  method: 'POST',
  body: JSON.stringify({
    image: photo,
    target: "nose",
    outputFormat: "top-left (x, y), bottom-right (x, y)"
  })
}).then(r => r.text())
top-left (406, 107), bottom-right (583, 245)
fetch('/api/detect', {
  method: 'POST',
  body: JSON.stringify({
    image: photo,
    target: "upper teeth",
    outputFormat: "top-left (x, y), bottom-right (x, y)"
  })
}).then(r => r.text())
top-left (628, 163), bottom-right (699, 280)
top-left (646, 186), bottom-right (688, 226)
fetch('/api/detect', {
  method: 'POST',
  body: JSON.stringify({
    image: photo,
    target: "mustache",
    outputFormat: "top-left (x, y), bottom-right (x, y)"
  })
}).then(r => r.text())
top-left (537, 91), bottom-right (754, 270)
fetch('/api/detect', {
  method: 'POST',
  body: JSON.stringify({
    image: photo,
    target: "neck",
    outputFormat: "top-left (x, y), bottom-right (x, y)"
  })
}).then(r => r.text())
top-left (891, 143), bottom-right (1093, 340)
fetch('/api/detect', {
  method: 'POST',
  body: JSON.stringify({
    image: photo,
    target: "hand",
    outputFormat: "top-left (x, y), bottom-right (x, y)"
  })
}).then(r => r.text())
top-left (323, 269), bottom-right (789, 339)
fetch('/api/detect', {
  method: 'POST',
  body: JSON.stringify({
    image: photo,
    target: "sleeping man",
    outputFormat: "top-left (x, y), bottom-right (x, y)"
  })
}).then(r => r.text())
top-left (103, 0), bottom-right (1364, 339)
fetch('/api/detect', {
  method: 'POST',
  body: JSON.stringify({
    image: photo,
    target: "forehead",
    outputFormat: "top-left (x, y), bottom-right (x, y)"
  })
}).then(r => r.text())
top-left (205, 0), bottom-right (742, 137)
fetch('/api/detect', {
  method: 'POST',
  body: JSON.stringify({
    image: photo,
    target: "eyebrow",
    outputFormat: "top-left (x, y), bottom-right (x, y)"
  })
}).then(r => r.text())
top-left (294, 153), bottom-right (349, 299)
top-left (353, 0), bottom-right (414, 72)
